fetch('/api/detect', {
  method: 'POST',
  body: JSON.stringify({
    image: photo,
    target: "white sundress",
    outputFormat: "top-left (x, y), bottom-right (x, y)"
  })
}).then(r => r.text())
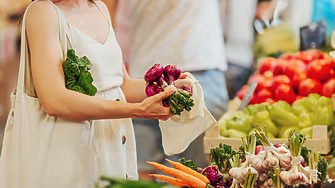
top-left (0, 0), bottom-right (138, 187)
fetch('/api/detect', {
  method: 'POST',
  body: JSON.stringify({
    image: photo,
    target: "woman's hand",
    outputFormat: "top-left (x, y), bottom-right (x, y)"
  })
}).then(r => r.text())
top-left (136, 87), bottom-right (176, 121)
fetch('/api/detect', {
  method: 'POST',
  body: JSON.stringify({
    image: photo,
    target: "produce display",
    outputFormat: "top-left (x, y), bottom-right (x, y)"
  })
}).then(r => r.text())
top-left (236, 49), bottom-right (335, 105)
top-left (96, 129), bottom-right (332, 188)
top-left (219, 93), bottom-right (334, 138)
top-left (144, 63), bottom-right (194, 115)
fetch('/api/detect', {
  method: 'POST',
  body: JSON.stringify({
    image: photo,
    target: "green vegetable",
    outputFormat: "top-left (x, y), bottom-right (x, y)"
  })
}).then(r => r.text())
top-left (178, 158), bottom-right (199, 173)
top-left (226, 115), bottom-right (251, 133)
top-left (279, 126), bottom-right (300, 138)
top-left (312, 96), bottom-right (335, 126)
top-left (243, 169), bottom-right (257, 188)
top-left (302, 146), bottom-right (328, 181)
top-left (243, 102), bottom-right (270, 116)
top-left (63, 49), bottom-right (97, 96)
top-left (224, 129), bottom-right (247, 138)
top-left (268, 101), bottom-right (299, 126)
top-left (210, 143), bottom-right (241, 174)
top-left (297, 110), bottom-right (312, 129)
top-left (300, 127), bottom-right (313, 139)
top-left (251, 110), bottom-right (278, 136)
top-left (292, 94), bottom-right (321, 113)
top-left (95, 176), bottom-right (174, 188)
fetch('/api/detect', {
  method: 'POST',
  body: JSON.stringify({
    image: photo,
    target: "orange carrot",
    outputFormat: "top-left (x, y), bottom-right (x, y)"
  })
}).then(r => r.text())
top-left (166, 159), bottom-right (210, 184)
top-left (146, 161), bottom-right (207, 188)
top-left (149, 174), bottom-right (190, 187)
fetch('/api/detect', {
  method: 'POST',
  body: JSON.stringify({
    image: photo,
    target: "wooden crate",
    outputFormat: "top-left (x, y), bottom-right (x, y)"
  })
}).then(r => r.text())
top-left (204, 124), bottom-right (332, 154)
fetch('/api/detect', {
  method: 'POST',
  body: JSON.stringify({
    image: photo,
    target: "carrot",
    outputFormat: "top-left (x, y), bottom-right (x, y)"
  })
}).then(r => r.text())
top-left (166, 159), bottom-right (210, 184)
top-left (146, 161), bottom-right (207, 188)
top-left (149, 174), bottom-right (190, 187)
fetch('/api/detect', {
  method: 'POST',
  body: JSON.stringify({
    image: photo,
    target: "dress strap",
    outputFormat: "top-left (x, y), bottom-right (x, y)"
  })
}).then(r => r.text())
top-left (93, 1), bottom-right (112, 26)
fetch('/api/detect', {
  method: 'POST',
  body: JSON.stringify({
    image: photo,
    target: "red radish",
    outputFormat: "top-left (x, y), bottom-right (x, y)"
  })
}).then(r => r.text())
top-left (307, 59), bottom-right (331, 82)
top-left (144, 63), bottom-right (164, 82)
top-left (181, 85), bottom-right (193, 95)
top-left (321, 78), bottom-right (335, 97)
top-left (236, 85), bottom-right (248, 100)
top-left (163, 65), bottom-right (181, 85)
top-left (298, 78), bottom-right (322, 96)
top-left (145, 82), bottom-right (161, 97)
top-left (274, 84), bottom-right (297, 104)
top-left (272, 75), bottom-right (291, 90)
top-left (291, 71), bottom-right (307, 88)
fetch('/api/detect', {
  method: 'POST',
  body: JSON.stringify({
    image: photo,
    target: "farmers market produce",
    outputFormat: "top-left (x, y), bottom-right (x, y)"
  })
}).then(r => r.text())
top-left (62, 49), bottom-right (97, 96)
top-left (236, 49), bottom-right (335, 105)
top-left (144, 63), bottom-right (194, 115)
top-left (219, 93), bottom-right (335, 138)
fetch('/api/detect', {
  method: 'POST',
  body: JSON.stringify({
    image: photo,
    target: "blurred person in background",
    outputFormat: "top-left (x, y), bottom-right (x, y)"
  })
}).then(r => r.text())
top-left (221, 0), bottom-right (271, 99)
top-left (104, 0), bottom-right (229, 180)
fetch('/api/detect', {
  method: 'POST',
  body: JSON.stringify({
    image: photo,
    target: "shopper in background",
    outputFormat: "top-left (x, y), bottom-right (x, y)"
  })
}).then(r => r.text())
top-left (221, 0), bottom-right (271, 99)
top-left (105, 0), bottom-right (229, 180)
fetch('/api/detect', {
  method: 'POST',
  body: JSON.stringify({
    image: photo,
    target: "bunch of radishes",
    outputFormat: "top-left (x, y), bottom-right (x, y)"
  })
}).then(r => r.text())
top-left (144, 63), bottom-right (194, 115)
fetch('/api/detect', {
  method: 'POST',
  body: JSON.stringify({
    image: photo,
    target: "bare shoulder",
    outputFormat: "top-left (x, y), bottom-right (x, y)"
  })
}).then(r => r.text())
top-left (25, 1), bottom-right (59, 30)
top-left (95, 0), bottom-right (112, 21)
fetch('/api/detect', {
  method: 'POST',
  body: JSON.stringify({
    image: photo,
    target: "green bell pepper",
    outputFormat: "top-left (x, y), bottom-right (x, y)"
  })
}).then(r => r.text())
top-left (298, 110), bottom-right (312, 129)
top-left (244, 102), bottom-right (270, 116)
top-left (293, 94), bottom-right (321, 113)
top-left (251, 111), bottom-right (279, 136)
top-left (224, 129), bottom-right (247, 138)
top-left (300, 127), bottom-right (313, 139)
top-left (226, 115), bottom-right (252, 133)
top-left (279, 126), bottom-right (300, 138)
top-left (268, 101), bottom-right (299, 126)
top-left (312, 96), bottom-right (335, 126)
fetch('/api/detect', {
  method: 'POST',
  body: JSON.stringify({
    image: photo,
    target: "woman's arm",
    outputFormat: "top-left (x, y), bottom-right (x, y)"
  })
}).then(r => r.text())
top-left (25, 1), bottom-right (173, 122)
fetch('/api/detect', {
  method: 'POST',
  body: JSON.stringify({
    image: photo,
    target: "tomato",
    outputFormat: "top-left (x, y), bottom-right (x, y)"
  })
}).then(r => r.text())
top-left (247, 74), bottom-right (264, 85)
top-left (271, 59), bottom-right (289, 75)
top-left (295, 95), bottom-right (304, 101)
top-left (256, 77), bottom-right (273, 91)
top-left (291, 71), bottom-right (308, 88)
top-left (283, 60), bottom-right (306, 78)
top-left (265, 98), bottom-right (276, 104)
top-left (278, 53), bottom-right (294, 60)
top-left (298, 78), bottom-right (322, 96)
top-left (235, 85), bottom-right (248, 100)
top-left (272, 75), bottom-right (291, 90)
top-left (307, 59), bottom-right (331, 82)
top-left (330, 69), bottom-right (335, 78)
top-left (255, 89), bottom-right (273, 103)
top-left (321, 78), bottom-right (335, 98)
top-left (248, 94), bottom-right (257, 105)
top-left (293, 51), bottom-right (314, 64)
top-left (258, 57), bottom-right (276, 74)
top-left (324, 54), bottom-right (335, 69)
top-left (274, 84), bottom-right (297, 104)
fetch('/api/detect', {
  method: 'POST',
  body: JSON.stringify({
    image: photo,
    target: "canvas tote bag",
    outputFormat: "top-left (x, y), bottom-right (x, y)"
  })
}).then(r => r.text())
top-left (0, 2), bottom-right (94, 188)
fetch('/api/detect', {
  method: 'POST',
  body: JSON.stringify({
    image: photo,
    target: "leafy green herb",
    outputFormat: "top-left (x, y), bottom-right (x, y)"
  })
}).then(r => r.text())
top-left (178, 158), bottom-right (199, 173)
top-left (302, 146), bottom-right (329, 181)
top-left (95, 176), bottom-right (174, 188)
top-left (210, 143), bottom-right (242, 174)
top-left (63, 49), bottom-right (97, 96)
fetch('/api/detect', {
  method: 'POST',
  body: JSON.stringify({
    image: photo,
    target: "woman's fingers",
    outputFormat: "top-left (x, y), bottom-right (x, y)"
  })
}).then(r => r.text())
top-left (154, 86), bottom-right (176, 101)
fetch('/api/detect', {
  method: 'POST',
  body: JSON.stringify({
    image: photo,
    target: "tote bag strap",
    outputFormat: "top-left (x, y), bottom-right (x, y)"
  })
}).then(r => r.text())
top-left (17, 0), bottom-right (72, 95)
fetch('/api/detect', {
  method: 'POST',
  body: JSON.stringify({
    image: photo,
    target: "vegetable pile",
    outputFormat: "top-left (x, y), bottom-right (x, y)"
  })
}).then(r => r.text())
top-left (219, 93), bottom-right (335, 138)
top-left (236, 49), bottom-right (335, 105)
top-left (62, 49), bottom-right (97, 96)
top-left (144, 63), bottom-right (194, 115)
top-left (143, 129), bottom-right (329, 188)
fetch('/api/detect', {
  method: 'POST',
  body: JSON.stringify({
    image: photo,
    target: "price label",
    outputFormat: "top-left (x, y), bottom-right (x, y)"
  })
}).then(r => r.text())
top-left (237, 81), bottom-right (258, 111)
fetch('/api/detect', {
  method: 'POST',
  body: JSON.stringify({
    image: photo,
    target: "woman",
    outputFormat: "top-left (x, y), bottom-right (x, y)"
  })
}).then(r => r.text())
top-left (0, 0), bottom-right (181, 187)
